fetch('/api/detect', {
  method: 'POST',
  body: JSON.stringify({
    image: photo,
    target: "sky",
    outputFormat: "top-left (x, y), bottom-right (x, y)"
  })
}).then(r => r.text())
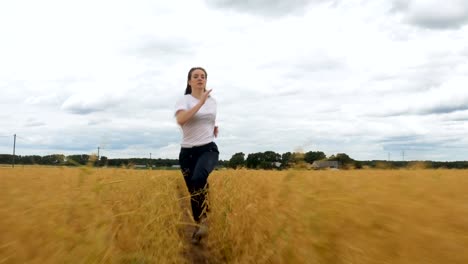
top-left (1, 0), bottom-right (467, 161)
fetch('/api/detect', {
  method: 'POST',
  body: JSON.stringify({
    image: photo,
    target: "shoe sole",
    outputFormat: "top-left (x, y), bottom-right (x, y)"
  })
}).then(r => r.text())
top-left (191, 226), bottom-right (208, 244)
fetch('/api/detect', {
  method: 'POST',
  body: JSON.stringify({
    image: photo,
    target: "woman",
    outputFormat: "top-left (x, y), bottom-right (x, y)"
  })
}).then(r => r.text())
top-left (174, 67), bottom-right (219, 244)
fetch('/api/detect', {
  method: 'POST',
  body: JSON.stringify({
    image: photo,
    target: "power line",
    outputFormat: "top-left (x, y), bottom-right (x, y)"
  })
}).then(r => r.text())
top-left (16, 135), bottom-right (28, 140)
top-left (4, 133), bottom-right (162, 160)
top-left (12, 134), bottom-right (16, 168)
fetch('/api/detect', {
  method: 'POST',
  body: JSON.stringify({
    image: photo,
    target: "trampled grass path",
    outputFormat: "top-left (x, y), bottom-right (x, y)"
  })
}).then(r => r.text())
top-left (176, 183), bottom-right (212, 264)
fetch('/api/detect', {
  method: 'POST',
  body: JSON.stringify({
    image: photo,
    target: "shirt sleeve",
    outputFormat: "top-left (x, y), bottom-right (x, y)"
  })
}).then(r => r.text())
top-left (174, 96), bottom-right (188, 116)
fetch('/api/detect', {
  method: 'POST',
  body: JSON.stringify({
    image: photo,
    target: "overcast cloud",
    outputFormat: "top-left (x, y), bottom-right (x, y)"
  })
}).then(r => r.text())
top-left (0, 0), bottom-right (467, 161)
top-left (392, 0), bottom-right (468, 29)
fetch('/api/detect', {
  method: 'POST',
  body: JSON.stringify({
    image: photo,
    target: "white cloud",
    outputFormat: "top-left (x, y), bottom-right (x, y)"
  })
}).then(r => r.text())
top-left (60, 92), bottom-right (124, 115)
top-left (205, 0), bottom-right (338, 16)
top-left (392, 0), bottom-right (468, 29)
top-left (24, 118), bottom-right (46, 127)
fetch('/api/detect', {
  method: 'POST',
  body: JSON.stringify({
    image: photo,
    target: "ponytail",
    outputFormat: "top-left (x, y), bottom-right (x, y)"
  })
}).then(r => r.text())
top-left (185, 84), bottom-right (192, 95)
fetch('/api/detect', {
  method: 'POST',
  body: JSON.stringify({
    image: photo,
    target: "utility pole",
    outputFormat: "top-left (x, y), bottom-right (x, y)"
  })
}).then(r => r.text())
top-left (402, 150), bottom-right (405, 161)
top-left (12, 134), bottom-right (16, 168)
top-left (97, 146), bottom-right (100, 160)
top-left (150, 153), bottom-right (152, 169)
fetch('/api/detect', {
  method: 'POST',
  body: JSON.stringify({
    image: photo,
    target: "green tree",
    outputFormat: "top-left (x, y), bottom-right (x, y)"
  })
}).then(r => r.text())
top-left (246, 153), bottom-right (263, 169)
top-left (263, 151), bottom-right (281, 163)
top-left (99, 156), bottom-right (108, 167)
top-left (228, 152), bottom-right (245, 169)
top-left (0, 154), bottom-right (13, 164)
top-left (245, 151), bottom-right (281, 170)
top-left (304, 151), bottom-right (326, 164)
top-left (328, 153), bottom-right (354, 168)
top-left (66, 154), bottom-right (90, 165)
top-left (20, 155), bottom-right (42, 165)
top-left (281, 152), bottom-right (293, 168)
top-left (41, 154), bottom-right (65, 165)
top-left (262, 151), bottom-right (281, 169)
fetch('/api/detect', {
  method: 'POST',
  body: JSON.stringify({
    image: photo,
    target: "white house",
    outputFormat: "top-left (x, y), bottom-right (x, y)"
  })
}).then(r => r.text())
top-left (311, 161), bottom-right (340, 169)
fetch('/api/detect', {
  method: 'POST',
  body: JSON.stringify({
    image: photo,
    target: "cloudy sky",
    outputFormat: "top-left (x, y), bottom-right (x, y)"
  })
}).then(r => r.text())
top-left (1, 0), bottom-right (467, 161)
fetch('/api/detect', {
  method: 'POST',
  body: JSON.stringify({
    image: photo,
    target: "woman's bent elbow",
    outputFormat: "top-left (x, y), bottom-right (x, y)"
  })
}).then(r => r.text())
top-left (176, 118), bottom-right (186, 126)
top-left (175, 111), bottom-right (187, 126)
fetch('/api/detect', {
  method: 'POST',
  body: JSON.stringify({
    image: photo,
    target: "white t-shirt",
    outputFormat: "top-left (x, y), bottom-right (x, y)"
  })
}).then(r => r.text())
top-left (174, 94), bottom-right (217, 148)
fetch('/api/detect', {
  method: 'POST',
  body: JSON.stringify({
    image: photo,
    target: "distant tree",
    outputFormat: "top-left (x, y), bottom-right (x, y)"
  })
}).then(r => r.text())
top-left (289, 152), bottom-right (308, 168)
top-left (216, 160), bottom-right (228, 168)
top-left (304, 151), bottom-right (326, 164)
top-left (41, 154), bottom-right (65, 165)
top-left (281, 152), bottom-right (293, 168)
top-left (328, 153), bottom-right (351, 162)
top-left (99, 156), bottom-right (108, 167)
top-left (19, 155), bottom-right (42, 165)
top-left (246, 153), bottom-right (263, 169)
top-left (262, 151), bottom-right (281, 169)
top-left (228, 152), bottom-right (245, 169)
top-left (263, 151), bottom-right (281, 163)
top-left (354, 160), bottom-right (363, 169)
top-left (260, 161), bottom-right (273, 169)
top-left (292, 152), bottom-right (305, 163)
top-left (0, 154), bottom-right (12, 164)
top-left (245, 151), bottom-right (281, 170)
top-left (66, 154), bottom-right (90, 165)
top-left (328, 153), bottom-right (355, 168)
top-left (110, 158), bottom-right (126, 167)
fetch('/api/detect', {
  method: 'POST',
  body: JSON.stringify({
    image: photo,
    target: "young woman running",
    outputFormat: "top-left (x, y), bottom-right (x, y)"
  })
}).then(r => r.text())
top-left (174, 67), bottom-right (219, 244)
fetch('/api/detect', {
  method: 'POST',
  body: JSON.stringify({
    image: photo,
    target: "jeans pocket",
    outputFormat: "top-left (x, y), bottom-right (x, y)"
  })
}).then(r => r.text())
top-left (179, 149), bottom-right (191, 167)
top-left (209, 143), bottom-right (219, 154)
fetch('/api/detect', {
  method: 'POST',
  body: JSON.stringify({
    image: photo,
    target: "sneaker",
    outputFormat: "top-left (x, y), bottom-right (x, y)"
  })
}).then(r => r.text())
top-left (191, 218), bottom-right (208, 244)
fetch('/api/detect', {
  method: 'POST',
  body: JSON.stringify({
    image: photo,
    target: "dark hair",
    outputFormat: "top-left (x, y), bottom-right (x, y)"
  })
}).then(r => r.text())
top-left (185, 67), bottom-right (208, 95)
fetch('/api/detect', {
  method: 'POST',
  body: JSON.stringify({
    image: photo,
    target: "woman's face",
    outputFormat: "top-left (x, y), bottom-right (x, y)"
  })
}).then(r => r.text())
top-left (188, 69), bottom-right (206, 91)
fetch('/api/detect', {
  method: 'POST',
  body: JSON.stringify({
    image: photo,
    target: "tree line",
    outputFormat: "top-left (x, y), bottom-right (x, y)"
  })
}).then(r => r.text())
top-left (227, 151), bottom-right (355, 169)
top-left (1, 152), bottom-right (467, 169)
top-left (228, 151), bottom-right (468, 169)
top-left (0, 154), bottom-right (179, 168)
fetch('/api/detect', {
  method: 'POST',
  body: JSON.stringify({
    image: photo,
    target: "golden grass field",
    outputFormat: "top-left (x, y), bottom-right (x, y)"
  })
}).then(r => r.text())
top-left (1, 167), bottom-right (467, 264)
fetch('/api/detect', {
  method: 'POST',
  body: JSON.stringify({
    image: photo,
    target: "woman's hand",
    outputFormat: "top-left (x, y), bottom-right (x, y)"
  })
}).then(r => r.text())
top-left (200, 89), bottom-right (212, 104)
top-left (214, 126), bottom-right (219, 138)
top-left (176, 89), bottom-right (213, 126)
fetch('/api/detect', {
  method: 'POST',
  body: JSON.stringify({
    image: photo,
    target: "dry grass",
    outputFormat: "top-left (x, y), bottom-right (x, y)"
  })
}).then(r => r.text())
top-left (1, 167), bottom-right (468, 263)
top-left (0, 167), bottom-right (187, 264)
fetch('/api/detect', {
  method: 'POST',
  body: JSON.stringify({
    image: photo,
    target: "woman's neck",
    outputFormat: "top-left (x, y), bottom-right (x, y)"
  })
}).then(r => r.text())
top-left (191, 89), bottom-right (203, 99)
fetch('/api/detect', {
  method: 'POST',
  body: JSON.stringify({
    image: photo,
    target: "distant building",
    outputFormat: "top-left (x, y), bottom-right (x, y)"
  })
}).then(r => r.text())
top-left (311, 161), bottom-right (340, 169)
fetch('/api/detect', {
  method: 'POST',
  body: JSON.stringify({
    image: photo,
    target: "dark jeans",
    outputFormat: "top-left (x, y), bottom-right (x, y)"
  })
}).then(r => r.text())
top-left (179, 142), bottom-right (219, 222)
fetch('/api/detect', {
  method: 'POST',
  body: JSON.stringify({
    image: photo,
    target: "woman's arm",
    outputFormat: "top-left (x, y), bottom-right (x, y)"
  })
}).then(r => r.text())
top-left (176, 89), bottom-right (212, 126)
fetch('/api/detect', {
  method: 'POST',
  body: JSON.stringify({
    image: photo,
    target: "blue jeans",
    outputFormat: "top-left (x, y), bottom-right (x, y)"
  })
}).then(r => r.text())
top-left (179, 142), bottom-right (219, 222)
